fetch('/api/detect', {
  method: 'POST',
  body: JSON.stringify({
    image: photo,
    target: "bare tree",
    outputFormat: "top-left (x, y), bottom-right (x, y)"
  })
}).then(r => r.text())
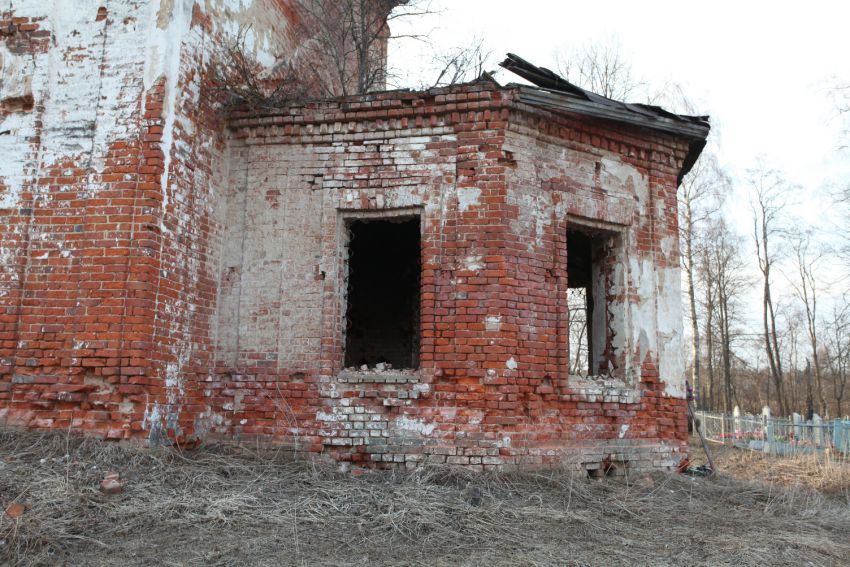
top-left (828, 79), bottom-right (850, 263)
top-left (207, 25), bottom-right (312, 112)
top-left (824, 297), bottom-right (850, 416)
top-left (206, 1), bottom-right (436, 112)
top-left (788, 232), bottom-right (829, 415)
top-left (826, 178), bottom-right (850, 269)
top-left (679, 152), bottom-right (729, 409)
top-left (803, 359), bottom-right (815, 420)
top-left (715, 223), bottom-right (747, 412)
top-left (838, 194), bottom-right (850, 268)
top-left (834, 82), bottom-right (850, 114)
top-left (554, 39), bottom-right (645, 100)
top-left (425, 36), bottom-right (494, 88)
top-left (831, 79), bottom-right (850, 148)
top-left (567, 288), bottom-right (589, 375)
top-left (295, 0), bottom-right (431, 96)
top-left (776, 301), bottom-right (805, 412)
top-left (698, 219), bottom-right (748, 412)
top-left (697, 235), bottom-right (718, 409)
top-left (748, 162), bottom-right (792, 415)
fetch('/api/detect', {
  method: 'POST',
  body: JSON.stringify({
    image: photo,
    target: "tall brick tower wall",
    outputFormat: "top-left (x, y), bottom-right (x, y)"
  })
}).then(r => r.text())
top-left (0, 0), bottom-right (311, 439)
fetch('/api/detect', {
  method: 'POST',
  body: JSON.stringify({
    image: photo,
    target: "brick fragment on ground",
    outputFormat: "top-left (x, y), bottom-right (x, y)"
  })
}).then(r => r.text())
top-left (4, 501), bottom-right (26, 519)
top-left (100, 471), bottom-right (123, 494)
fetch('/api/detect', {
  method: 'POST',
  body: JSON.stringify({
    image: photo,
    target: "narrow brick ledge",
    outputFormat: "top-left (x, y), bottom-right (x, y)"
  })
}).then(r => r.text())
top-left (336, 371), bottom-right (420, 384)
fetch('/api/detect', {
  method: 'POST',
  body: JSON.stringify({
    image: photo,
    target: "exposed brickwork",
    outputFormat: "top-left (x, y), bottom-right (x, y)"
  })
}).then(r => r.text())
top-left (2, 1), bottom-right (699, 473)
top-left (1, 0), bottom-right (317, 441)
top-left (208, 83), bottom-right (694, 472)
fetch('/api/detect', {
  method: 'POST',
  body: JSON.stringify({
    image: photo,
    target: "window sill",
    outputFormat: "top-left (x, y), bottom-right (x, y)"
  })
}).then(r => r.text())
top-left (337, 370), bottom-right (420, 384)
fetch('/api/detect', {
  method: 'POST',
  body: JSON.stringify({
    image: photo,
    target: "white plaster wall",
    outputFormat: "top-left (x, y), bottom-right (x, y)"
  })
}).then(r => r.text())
top-left (0, 1), bottom-right (156, 196)
top-left (503, 124), bottom-right (685, 397)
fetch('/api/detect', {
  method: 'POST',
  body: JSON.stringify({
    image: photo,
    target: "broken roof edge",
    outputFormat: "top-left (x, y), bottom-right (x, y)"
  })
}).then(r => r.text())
top-left (500, 53), bottom-right (710, 184)
top-left (510, 85), bottom-right (709, 141)
top-left (228, 74), bottom-right (708, 184)
top-left (227, 79), bottom-right (707, 140)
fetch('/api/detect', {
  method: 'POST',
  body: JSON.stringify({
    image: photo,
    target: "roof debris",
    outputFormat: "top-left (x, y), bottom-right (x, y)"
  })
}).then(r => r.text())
top-left (499, 53), bottom-right (710, 184)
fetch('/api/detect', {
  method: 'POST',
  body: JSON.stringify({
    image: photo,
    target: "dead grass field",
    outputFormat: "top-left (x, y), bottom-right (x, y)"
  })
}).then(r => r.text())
top-left (1, 429), bottom-right (849, 567)
top-left (689, 439), bottom-right (850, 494)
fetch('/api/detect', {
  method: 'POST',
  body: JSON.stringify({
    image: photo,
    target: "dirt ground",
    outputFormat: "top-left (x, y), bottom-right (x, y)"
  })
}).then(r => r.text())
top-left (1, 429), bottom-right (849, 567)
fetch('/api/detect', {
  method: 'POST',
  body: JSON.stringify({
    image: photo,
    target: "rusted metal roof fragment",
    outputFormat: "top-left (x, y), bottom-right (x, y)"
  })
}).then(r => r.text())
top-left (499, 53), bottom-right (710, 184)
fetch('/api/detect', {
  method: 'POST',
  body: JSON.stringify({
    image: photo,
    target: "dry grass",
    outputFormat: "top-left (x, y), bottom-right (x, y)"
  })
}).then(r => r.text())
top-left (1, 429), bottom-right (848, 567)
top-left (690, 439), bottom-right (850, 494)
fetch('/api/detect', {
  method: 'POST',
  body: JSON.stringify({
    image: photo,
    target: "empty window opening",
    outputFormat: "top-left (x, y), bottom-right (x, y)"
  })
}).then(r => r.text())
top-left (568, 230), bottom-right (594, 375)
top-left (568, 287), bottom-right (590, 375)
top-left (344, 217), bottom-right (421, 369)
top-left (567, 227), bottom-right (618, 377)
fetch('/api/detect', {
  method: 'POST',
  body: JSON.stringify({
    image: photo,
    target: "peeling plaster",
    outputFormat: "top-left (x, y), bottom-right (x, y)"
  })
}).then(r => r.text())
top-left (0, 42), bottom-right (42, 202)
top-left (393, 415), bottom-right (436, 436)
top-left (484, 315), bottom-right (501, 332)
top-left (457, 186), bottom-right (480, 212)
top-left (504, 127), bottom-right (685, 400)
top-left (464, 255), bottom-right (484, 271)
top-left (142, 401), bottom-right (181, 445)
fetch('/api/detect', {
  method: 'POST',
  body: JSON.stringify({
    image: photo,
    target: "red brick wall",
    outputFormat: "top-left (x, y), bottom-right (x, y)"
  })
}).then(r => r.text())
top-left (209, 83), bottom-right (692, 471)
top-left (1, 4), bottom-right (163, 437)
top-left (0, 0), bottom-right (324, 442)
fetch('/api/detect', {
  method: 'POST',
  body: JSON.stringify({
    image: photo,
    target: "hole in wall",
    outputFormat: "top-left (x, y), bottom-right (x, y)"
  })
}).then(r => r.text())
top-left (344, 217), bottom-right (421, 369)
top-left (567, 229), bottom-right (593, 376)
top-left (0, 94), bottom-right (34, 113)
top-left (498, 150), bottom-right (517, 167)
top-left (566, 225), bottom-right (622, 378)
top-left (586, 458), bottom-right (621, 478)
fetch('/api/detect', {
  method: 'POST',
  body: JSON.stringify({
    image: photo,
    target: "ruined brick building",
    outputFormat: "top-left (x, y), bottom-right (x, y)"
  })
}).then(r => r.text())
top-left (1, 1), bottom-right (709, 472)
